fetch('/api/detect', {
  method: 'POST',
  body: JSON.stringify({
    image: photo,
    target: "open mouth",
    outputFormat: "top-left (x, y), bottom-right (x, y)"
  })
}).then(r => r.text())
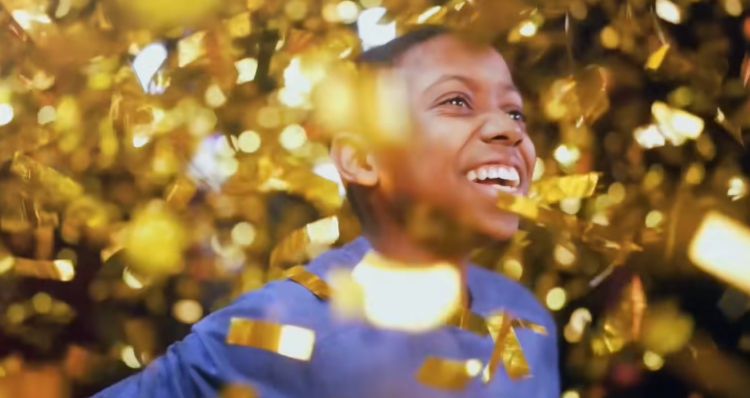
top-left (466, 164), bottom-right (521, 194)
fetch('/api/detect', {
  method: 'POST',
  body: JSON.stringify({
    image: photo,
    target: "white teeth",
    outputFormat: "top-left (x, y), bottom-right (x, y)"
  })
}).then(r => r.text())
top-left (495, 185), bottom-right (516, 193)
top-left (497, 167), bottom-right (519, 183)
top-left (465, 164), bottom-right (521, 188)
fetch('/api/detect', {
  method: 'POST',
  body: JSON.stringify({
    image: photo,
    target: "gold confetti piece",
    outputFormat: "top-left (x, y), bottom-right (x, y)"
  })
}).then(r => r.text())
top-left (646, 43), bottom-right (670, 70)
top-left (541, 66), bottom-right (609, 125)
top-left (496, 191), bottom-right (548, 222)
top-left (1, 0), bottom-right (62, 46)
top-left (226, 318), bottom-right (315, 361)
top-left (564, 308), bottom-right (592, 343)
top-left (655, 0), bottom-right (681, 24)
top-left (10, 153), bottom-right (84, 205)
top-left (511, 318), bottom-right (549, 337)
top-left (742, 53), bottom-right (750, 87)
top-left (482, 310), bottom-right (514, 382)
top-left (132, 42), bottom-right (169, 94)
top-left (224, 12), bottom-right (252, 38)
top-left (10, 257), bottom-right (75, 281)
top-left (0, 194), bottom-right (59, 233)
top-left (445, 308), bottom-right (489, 337)
top-left (34, 226), bottom-right (54, 260)
top-left (651, 101), bottom-right (704, 145)
top-left (481, 311), bottom-right (548, 381)
top-left (689, 211), bottom-right (750, 295)
top-left (235, 58), bottom-right (259, 84)
top-left (283, 171), bottom-right (345, 213)
top-left (283, 29), bottom-right (315, 55)
top-left (485, 312), bottom-right (548, 342)
top-left (220, 384), bottom-right (259, 398)
top-left (530, 173), bottom-right (599, 205)
top-left (496, 190), bottom-right (642, 269)
top-left (116, 0), bottom-right (222, 30)
top-left (269, 216), bottom-right (340, 269)
top-left (164, 176), bottom-right (198, 210)
top-left (285, 266), bottom-right (332, 300)
top-left (0, 246), bottom-right (13, 275)
top-left (415, 357), bottom-right (483, 391)
top-left (716, 108), bottom-right (744, 147)
top-left (0, 127), bottom-right (56, 165)
top-left (178, 31), bottom-right (207, 68)
top-left (594, 275), bottom-right (647, 356)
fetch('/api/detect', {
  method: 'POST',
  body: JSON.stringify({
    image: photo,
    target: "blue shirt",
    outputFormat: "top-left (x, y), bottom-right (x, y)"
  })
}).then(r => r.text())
top-left (92, 237), bottom-right (559, 398)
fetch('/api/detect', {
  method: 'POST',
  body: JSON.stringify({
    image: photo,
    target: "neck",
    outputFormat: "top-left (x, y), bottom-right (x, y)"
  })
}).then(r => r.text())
top-left (363, 226), bottom-right (469, 264)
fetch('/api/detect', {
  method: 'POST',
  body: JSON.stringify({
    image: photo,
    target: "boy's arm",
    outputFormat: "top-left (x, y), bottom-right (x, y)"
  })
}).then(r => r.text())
top-left (91, 284), bottom-right (320, 398)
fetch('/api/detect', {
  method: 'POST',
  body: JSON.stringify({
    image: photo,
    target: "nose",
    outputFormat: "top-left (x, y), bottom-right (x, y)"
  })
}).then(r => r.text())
top-left (478, 111), bottom-right (525, 146)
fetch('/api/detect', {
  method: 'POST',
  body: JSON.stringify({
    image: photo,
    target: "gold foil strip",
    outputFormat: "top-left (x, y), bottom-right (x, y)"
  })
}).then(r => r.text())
top-left (11, 257), bottom-right (75, 281)
top-left (646, 43), bottom-right (670, 70)
top-left (496, 192), bottom-right (546, 222)
top-left (0, 0), bottom-right (63, 46)
top-left (485, 311), bottom-right (549, 340)
top-left (226, 318), bottom-right (315, 361)
top-left (715, 108), bottom-right (744, 147)
top-left (445, 307), bottom-right (489, 337)
top-left (0, 195), bottom-right (59, 232)
top-left (0, 128), bottom-right (56, 165)
top-left (178, 31), bottom-right (208, 68)
top-left (285, 266), bottom-right (332, 300)
top-left (530, 173), bottom-right (599, 205)
top-left (283, 171), bottom-right (345, 213)
top-left (482, 310), bottom-right (514, 383)
top-left (496, 328), bottom-right (532, 380)
top-left (269, 216), bottom-right (340, 269)
top-left (483, 311), bottom-right (548, 381)
top-left (164, 176), bottom-right (198, 210)
top-left (510, 318), bottom-right (549, 336)
top-left (599, 275), bottom-right (647, 353)
top-left (0, 245), bottom-right (13, 275)
top-left (497, 190), bottom-right (638, 259)
top-left (10, 153), bottom-right (84, 204)
top-left (415, 357), bottom-right (483, 391)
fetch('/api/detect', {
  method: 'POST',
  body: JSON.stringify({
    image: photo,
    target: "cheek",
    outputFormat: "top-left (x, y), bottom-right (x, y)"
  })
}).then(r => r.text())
top-left (520, 138), bottom-right (537, 178)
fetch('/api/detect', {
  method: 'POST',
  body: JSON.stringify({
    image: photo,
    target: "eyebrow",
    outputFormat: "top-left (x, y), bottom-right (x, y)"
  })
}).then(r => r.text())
top-left (423, 74), bottom-right (520, 95)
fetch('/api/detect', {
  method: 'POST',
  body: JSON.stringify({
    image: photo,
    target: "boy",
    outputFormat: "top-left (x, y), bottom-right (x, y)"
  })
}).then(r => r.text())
top-left (92, 26), bottom-right (560, 398)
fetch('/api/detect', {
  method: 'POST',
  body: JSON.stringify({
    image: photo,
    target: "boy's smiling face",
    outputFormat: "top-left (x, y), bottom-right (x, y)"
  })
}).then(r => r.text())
top-left (334, 34), bottom-right (536, 246)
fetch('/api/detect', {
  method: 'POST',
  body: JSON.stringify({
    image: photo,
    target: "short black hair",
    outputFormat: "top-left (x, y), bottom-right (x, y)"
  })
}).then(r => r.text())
top-left (355, 25), bottom-right (451, 66)
top-left (344, 25), bottom-right (453, 224)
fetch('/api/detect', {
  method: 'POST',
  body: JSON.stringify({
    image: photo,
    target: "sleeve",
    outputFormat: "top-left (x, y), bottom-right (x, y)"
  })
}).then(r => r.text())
top-left (90, 284), bottom-right (322, 398)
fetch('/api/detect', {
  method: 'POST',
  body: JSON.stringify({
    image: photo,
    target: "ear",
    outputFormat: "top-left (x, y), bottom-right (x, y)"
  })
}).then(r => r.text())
top-left (330, 133), bottom-right (379, 188)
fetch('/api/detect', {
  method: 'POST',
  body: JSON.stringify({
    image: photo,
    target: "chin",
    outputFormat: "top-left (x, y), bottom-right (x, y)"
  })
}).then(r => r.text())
top-left (476, 213), bottom-right (520, 242)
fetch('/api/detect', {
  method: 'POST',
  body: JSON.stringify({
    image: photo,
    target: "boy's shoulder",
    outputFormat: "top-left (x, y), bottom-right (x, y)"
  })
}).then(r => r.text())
top-left (192, 242), bottom-right (357, 341)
